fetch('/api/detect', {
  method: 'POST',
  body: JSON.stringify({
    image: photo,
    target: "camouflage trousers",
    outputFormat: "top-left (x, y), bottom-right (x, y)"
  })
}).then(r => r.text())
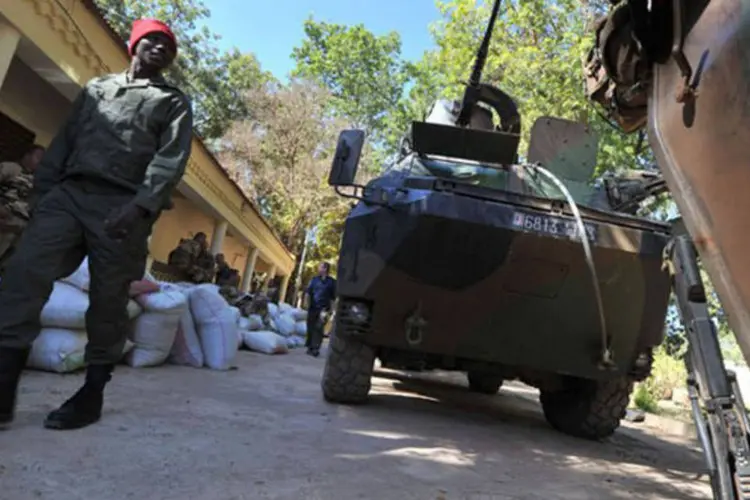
top-left (0, 232), bottom-right (19, 271)
top-left (0, 177), bottom-right (156, 364)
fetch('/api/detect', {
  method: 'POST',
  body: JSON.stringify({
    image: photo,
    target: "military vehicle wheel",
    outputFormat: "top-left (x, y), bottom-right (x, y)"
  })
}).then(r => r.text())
top-left (321, 329), bottom-right (376, 404)
top-left (467, 372), bottom-right (503, 395)
top-left (539, 376), bottom-right (633, 440)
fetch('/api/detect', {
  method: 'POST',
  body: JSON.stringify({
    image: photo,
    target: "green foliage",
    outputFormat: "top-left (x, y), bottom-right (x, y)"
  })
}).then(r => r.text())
top-left (93, 0), bottom-right (272, 140)
top-left (403, 0), bottom-right (646, 176)
top-left (633, 383), bottom-right (659, 413)
top-left (633, 346), bottom-right (688, 414)
top-left (291, 19), bottom-right (410, 141)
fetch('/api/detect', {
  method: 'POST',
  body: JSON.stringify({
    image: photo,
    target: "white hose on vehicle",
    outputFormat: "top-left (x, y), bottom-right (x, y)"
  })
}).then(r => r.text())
top-left (522, 162), bottom-right (612, 367)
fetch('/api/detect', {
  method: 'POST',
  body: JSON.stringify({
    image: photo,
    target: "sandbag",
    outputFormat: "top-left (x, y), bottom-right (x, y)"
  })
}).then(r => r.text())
top-left (41, 282), bottom-right (142, 329)
top-left (27, 328), bottom-right (86, 373)
top-left (27, 328), bottom-right (134, 373)
top-left (247, 315), bottom-right (264, 331)
top-left (279, 303), bottom-right (294, 315)
top-left (189, 284), bottom-right (239, 370)
top-left (127, 311), bottom-right (181, 368)
top-left (295, 321), bottom-right (307, 336)
top-left (63, 257), bottom-right (153, 293)
top-left (239, 316), bottom-right (252, 331)
top-left (242, 330), bottom-right (288, 355)
top-left (61, 258), bottom-right (91, 291)
top-left (129, 279), bottom-right (161, 297)
top-left (230, 307), bottom-right (242, 325)
top-left (135, 287), bottom-right (188, 314)
top-left (267, 303), bottom-right (279, 318)
top-left (291, 308), bottom-right (307, 321)
top-left (168, 305), bottom-right (203, 368)
top-left (275, 314), bottom-right (297, 337)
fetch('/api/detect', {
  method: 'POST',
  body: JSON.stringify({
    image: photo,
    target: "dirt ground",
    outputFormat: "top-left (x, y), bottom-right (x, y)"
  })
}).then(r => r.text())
top-left (0, 347), bottom-right (712, 500)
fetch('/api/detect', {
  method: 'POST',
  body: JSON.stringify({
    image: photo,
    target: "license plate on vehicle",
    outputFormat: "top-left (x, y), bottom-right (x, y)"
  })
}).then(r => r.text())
top-left (511, 211), bottom-right (598, 242)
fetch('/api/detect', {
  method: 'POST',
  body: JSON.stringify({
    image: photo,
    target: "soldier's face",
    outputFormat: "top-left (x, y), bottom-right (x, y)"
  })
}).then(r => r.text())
top-left (22, 149), bottom-right (44, 172)
top-left (135, 33), bottom-right (176, 71)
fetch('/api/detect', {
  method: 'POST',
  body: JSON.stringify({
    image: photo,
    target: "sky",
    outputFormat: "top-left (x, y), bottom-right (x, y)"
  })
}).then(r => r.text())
top-left (202, 0), bottom-right (442, 79)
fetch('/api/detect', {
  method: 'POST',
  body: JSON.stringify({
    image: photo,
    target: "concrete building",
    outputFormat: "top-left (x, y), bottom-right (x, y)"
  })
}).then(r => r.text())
top-left (0, 0), bottom-right (294, 300)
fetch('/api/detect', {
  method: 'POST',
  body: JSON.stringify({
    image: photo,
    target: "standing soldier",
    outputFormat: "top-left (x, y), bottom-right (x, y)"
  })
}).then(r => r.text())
top-left (0, 19), bottom-right (193, 431)
top-left (305, 262), bottom-right (337, 357)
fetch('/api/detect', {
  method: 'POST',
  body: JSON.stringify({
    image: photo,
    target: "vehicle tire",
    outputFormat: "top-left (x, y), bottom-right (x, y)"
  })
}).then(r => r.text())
top-left (539, 376), bottom-right (633, 440)
top-left (321, 327), bottom-right (376, 404)
top-left (467, 372), bottom-right (503, 395)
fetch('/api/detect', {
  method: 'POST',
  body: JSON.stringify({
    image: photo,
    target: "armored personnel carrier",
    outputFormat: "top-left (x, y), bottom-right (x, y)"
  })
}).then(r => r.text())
top-left (320, 0), bottom-right (672, 440)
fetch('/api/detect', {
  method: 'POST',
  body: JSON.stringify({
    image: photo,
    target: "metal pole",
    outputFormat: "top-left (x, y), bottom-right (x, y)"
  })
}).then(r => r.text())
top-left (294, 229), bottom-right (313, 307)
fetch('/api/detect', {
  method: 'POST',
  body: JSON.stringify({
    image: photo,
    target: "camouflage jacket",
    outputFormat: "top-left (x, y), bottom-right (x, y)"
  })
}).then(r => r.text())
top-left (34, 71), bottom-right (193, 214)
top-left (0, 162), bottom-right (33, 231)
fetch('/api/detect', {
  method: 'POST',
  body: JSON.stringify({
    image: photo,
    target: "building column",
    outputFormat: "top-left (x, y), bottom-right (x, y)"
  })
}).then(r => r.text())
top-left (145, 235), bottom-right (154, 275)
top-left (278, 274), bottom-right (291, 303)
top-left (265, 265), bottom-right (277, 291)
top-left (210, 220), bottom-right (228, 255)
top-left (240, 247), bottom-right (259, 293)
top-left (0, 21), bottom-right (20, 88)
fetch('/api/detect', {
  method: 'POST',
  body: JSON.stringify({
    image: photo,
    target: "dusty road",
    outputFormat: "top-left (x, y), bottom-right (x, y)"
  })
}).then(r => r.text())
top-left (0, 348), bottom-right (711, 500)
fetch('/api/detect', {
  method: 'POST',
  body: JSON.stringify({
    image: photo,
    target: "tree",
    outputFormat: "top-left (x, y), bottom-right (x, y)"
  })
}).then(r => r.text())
top-left (291, 18), bottom-right (411, 163)
top-left (93, 0), bottom-right (272, 140)
top-left (394, 0), bottom-right (648, 175)
top-left (219, 80), bottom-right (362, 293)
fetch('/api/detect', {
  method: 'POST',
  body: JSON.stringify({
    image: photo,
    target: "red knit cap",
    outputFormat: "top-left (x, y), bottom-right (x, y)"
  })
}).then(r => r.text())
top-left (128, 19), bottom-right (177, 56)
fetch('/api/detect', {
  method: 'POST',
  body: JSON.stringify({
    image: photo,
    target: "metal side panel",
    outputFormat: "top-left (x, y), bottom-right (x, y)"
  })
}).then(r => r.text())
top-left (647, 0), bottom-right (750, 362)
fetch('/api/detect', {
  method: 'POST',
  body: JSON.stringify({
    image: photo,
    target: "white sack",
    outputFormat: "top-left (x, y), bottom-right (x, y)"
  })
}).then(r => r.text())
top-left (295, 321), bottom-right (307, 337)
top-left (189, 285), bottom-right (239, 370)
top-left (279, 303), bottom-right (294, 315)
top-left (62, 257), bottom-right (150, 292)
top-left (168, 305), bottom-right (203, 368)
top-left (61, 258), bottom-right (91, 291)
top-left (127, 311), bottom-right (181, 368)
top-left (267, 317), bottom-right (278, 332)
top-left (267, 303), bottom-right (279, 318)
top-left (230, 307), bottom-right (242, 325)
top-left (135, 286), bottom-right (188, 314)
top-left (239, 316), bottom-right (252, 331)
top-left (242, 330), bottom-right (289, 355)
top-left (247, 315), bottom-right (264, 331)
top-left (275, 314), bottom-right (297, 337)
top-left (27, 329), bottom-right (133, 373)
top-left (41, 282), bottom-right (141, 329)
top-left (291, 308), bottom-right (308, 321)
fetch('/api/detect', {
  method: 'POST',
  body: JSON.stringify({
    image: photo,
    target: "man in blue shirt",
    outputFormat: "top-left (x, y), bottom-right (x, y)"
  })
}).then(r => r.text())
top-left (305, 262), bottom-right (336, 357)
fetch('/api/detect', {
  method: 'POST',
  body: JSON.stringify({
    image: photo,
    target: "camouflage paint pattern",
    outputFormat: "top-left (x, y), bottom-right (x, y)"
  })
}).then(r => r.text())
top-left (336, 179), bottom-right (672, 381)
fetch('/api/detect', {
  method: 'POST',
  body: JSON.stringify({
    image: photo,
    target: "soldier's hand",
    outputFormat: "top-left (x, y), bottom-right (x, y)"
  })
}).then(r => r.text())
top-left (104, 203), bottom-right (148, 241)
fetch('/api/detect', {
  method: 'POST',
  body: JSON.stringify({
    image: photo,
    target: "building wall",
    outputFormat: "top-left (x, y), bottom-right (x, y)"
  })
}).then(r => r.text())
top-left (149, 195), bottom-right (216, 264)
top-left (0, 56), bottom-right (70, 146)
top-left (222, 233), bottom-right (248, 270)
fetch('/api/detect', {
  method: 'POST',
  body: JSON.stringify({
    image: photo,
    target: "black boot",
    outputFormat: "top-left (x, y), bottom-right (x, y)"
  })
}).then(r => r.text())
top-left (0, 347), bottom-right (30, 429)
top-left (44, 364), bottom-right (113, 430)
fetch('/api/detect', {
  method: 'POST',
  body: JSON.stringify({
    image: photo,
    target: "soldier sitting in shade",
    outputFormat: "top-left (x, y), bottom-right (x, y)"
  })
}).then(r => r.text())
top-left (0, 145), bottom-right (45, 270)
top-left (167, 231), bottom-right (215, 283)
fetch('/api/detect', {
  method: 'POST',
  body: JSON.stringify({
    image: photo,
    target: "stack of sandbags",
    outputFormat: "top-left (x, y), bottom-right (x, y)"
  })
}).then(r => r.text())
top-left (30, 277), bottom-right (142, 373)
top-left (168, 287), bottom-right (204, 368)
top-left (127, 285), bottom-right (188, 368)
top-left (262, 302), bottom-right (308, 349)
top-left (28, 328), bottom-right (135, 374)
top-left (188, 284), bottom-right (239, 370)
